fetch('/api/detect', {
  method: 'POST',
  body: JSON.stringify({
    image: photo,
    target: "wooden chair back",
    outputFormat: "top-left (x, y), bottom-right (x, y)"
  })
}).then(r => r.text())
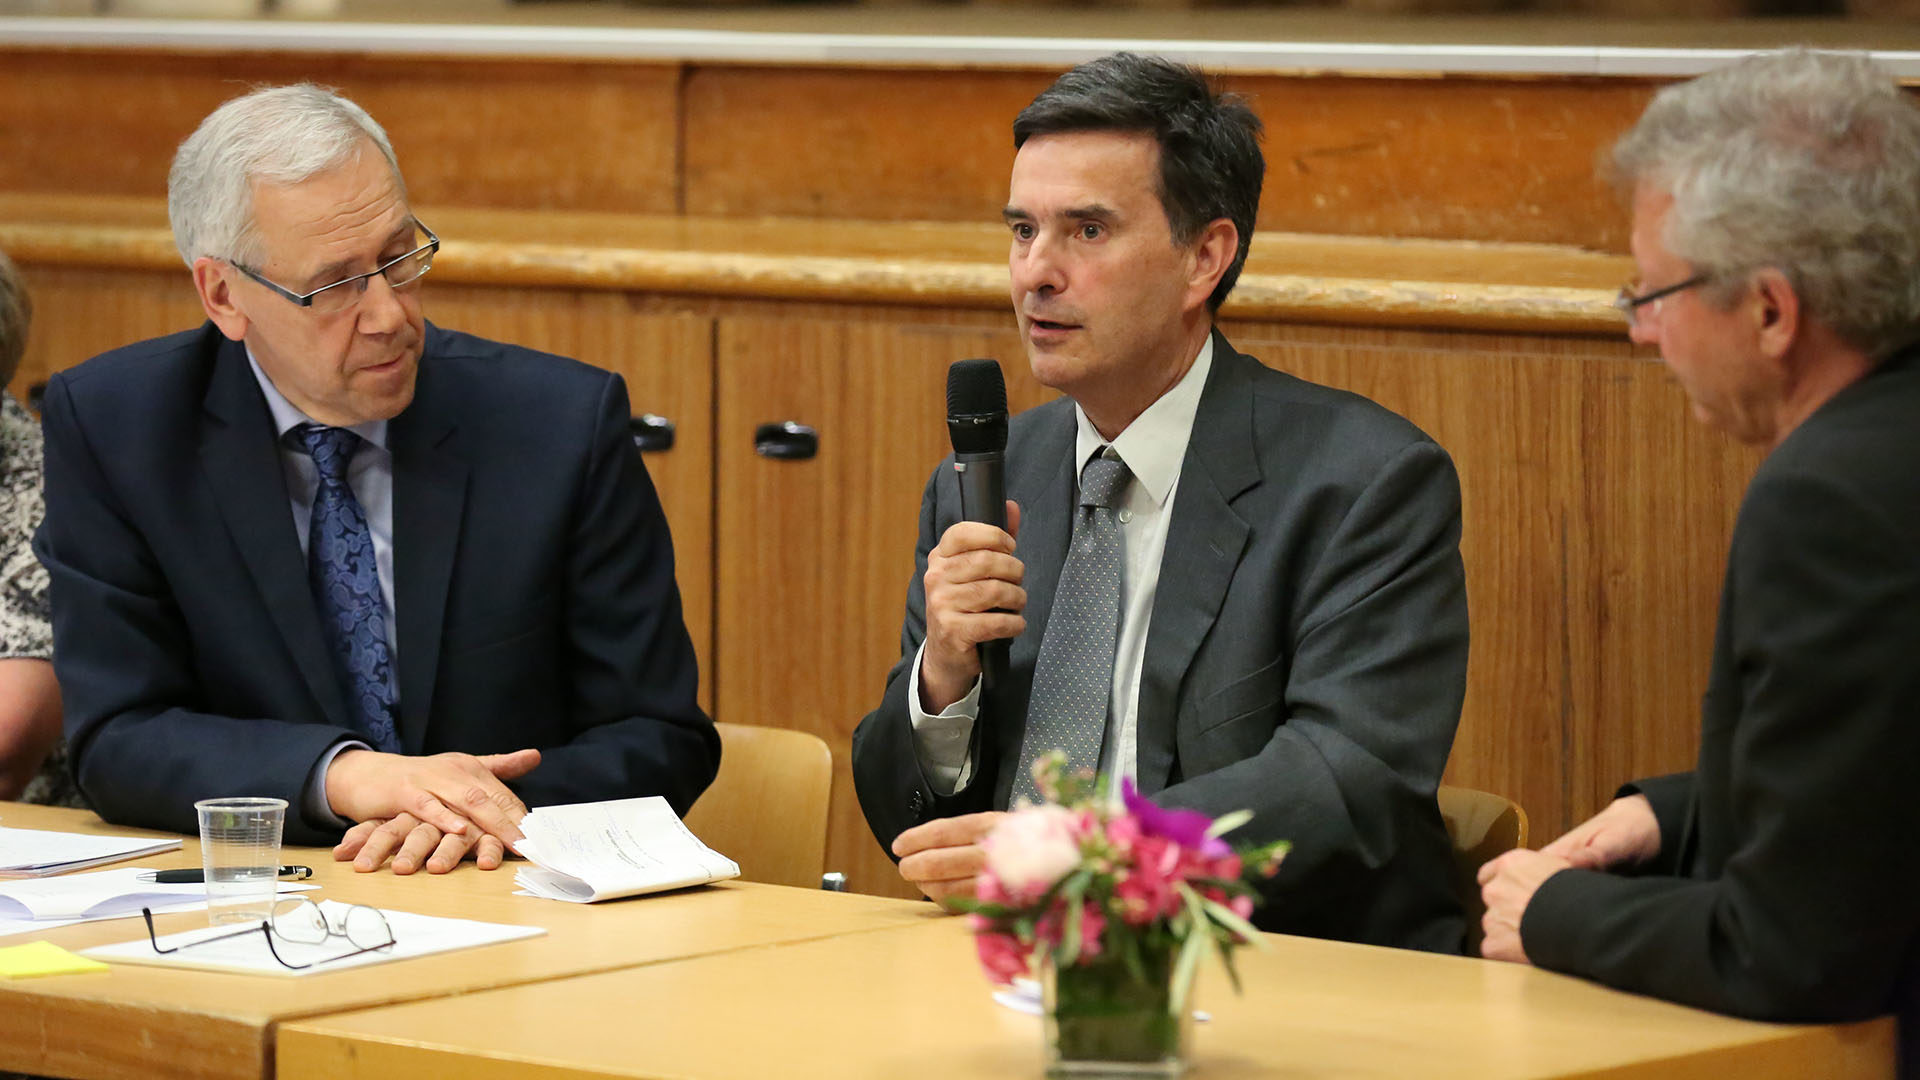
top-left (683, 722), bottom-right (833, 889)
top-left (1438, 784), bottom-right (1530, 954)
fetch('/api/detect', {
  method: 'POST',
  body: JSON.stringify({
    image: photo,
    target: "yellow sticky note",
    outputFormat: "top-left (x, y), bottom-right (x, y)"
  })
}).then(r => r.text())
top-left (0, 941), bottom-right (111, 978)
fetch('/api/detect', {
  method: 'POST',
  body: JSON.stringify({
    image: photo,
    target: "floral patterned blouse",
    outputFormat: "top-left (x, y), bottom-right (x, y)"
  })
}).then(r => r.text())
top-left (0, 392), bottom-right (81, 808)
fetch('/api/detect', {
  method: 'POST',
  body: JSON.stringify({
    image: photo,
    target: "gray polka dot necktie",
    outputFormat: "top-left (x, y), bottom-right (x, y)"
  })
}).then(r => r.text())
top-left (1013, 450), bottom-right (1132, 806)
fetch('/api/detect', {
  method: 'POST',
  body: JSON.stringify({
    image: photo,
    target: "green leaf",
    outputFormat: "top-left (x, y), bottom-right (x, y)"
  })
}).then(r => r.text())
top-left (1216, 937), bottom-right (1244, 996)
top-left (1169, 887), bottom-right (1209, 1015)
top-left (1059, 896), bottom-right (1083, 968)
top-left (1199, 896), bottom-right (1266, 949)
top-left (1206, 809), bottom-right (1253, 839)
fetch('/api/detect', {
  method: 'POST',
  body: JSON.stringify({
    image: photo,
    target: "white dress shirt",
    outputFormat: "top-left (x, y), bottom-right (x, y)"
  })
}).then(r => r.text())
top-left (247, 352), bottom-right (399, 824)
top-left (908, 336), bottom-right (1214, 797)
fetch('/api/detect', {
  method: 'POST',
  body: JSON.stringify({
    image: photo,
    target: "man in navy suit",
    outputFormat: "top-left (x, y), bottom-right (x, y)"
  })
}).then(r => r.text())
top-left (35, 84), bottom-right (717, 874)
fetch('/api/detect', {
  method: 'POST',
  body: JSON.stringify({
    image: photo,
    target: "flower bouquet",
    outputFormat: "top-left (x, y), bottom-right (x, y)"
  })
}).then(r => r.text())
top-left (962, 752), bottom-right (1288, 1076)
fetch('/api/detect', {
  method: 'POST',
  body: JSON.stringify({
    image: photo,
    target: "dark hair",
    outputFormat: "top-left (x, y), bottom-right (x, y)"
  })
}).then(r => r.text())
top-left (1013, 53), bottom-right (1264, 312)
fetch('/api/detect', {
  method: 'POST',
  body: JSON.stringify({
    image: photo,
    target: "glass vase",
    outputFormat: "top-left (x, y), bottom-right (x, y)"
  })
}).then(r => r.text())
top-left (1041, 947), bottom-right (1190, 1077)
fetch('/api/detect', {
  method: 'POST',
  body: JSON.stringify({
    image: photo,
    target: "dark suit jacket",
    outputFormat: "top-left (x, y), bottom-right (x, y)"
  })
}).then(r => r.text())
top-left (853, 333), bottom-right (1469, 953)
top-left (35, 322), bottom-right (719, 846)
top-left (1523, 344), bottom-right (1920, 1075)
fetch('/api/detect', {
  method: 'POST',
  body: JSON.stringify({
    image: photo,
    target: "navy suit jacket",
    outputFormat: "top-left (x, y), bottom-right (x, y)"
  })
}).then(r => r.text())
top-left (853, 334), bottom-right (1469, 953)
top-left (35, 322), bottom-right (718, 845)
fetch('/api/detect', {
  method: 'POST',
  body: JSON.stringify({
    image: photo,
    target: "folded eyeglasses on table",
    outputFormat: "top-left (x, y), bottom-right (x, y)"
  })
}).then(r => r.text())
top-left (140, 898), bottom-right (395, 971)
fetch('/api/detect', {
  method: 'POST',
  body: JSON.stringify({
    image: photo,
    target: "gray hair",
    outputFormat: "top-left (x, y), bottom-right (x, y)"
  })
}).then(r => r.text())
top-left (1611, 49), bottom-right (1920, 360)
top-left (167, 83), bottom-right (406, 268)
top-left (0, 250), bottom-right (29, 387)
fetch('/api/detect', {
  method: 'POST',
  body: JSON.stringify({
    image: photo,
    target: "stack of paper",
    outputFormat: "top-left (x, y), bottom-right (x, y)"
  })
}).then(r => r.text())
top-left (0, 826), bottom-right (181, 878)
top-left (514, 796), bottom-right (739, 903)
top-left (0, 867), bottom-right (317, 939)
top-left (83, 900), bottom-right (544, 977)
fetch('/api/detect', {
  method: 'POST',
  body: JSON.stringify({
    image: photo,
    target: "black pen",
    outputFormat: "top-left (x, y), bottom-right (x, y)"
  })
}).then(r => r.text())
top-left (135, 866), bottom-right (314, 884)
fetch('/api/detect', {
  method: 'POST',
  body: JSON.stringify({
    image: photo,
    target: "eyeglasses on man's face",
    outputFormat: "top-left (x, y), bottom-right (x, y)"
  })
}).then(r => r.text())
top-left (230, 221), bottom-right (439, 315)
top-left (1614, 272), bottom-right (1710, 328)
top-left (142, 898), bottom-right (395, 971)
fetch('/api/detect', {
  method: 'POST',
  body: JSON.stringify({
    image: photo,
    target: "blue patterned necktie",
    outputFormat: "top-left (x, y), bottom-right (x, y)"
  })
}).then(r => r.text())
top-left (295, 424), bottom-right (401, 753)
top-left (1013, 451), bottom-right (1132, 806)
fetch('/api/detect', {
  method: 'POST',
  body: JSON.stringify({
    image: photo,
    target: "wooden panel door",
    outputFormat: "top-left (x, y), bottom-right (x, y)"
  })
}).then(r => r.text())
top-left (714, 316), bottom-right (1053, 899)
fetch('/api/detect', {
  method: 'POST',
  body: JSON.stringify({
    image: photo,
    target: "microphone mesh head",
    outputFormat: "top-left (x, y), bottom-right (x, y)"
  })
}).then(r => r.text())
top-left (947, 358), bottom-right (1008, 454)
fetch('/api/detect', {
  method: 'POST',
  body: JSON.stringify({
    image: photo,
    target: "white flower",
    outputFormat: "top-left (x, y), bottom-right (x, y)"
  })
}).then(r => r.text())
top-left (984, 804), bottom-right (1082, 901)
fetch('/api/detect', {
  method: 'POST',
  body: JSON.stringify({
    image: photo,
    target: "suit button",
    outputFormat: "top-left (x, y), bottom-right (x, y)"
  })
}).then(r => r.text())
top-left (908, 790), bottom-right (925, 818)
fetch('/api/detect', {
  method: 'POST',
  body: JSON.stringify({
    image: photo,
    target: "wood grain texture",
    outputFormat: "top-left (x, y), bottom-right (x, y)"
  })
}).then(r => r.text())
top-left (2, 47), bottom-right (1662, 247)
top-left (0, 195), bottom-right (1630, 332)
top-left (0, 802), bottom-right (932, 1080)
top-left (681, 66), bottom-right (1653, 248)
top-left (275, 918), bottom-right (1895, 1080)
top-left (0, 49), bottom-right (680, 214)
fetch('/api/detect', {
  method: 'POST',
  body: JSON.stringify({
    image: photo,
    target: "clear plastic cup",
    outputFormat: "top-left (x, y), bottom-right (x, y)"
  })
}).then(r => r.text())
top-left (194, 797), bottom-right (288, 926)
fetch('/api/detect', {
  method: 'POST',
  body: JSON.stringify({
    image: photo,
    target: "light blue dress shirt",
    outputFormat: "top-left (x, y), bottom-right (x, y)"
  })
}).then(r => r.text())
top-left (246, 352), bottom-right (399, 827)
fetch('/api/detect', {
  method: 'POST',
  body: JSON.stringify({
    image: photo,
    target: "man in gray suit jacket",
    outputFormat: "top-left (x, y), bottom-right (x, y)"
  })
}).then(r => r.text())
top-left (851, 53), bottom-right (1469, 953)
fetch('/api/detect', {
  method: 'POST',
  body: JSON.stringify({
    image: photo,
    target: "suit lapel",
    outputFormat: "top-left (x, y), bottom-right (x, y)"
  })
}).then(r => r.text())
top-left (388, 341), bottom-right (468, 754)
top-left (1135, 333), bottom-right (1259, 795)
top-left (197, 333), bottom-right (350, 727)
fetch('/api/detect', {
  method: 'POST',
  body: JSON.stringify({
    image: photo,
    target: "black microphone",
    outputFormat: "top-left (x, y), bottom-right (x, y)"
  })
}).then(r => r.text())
top-left (946, 358), bottom-right (1011, 691)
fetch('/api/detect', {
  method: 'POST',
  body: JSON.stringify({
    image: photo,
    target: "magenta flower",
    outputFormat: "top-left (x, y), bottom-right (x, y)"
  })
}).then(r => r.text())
top-left (1121, 778), bottom-right (1232, 859)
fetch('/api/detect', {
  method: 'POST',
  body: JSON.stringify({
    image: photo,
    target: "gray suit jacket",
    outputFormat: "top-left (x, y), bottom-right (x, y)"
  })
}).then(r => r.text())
top-left (852, 333), bottom-right (1469, 953)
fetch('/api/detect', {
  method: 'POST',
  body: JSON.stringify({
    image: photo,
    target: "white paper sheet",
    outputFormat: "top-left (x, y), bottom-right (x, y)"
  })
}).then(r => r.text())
top-left (0, 867), bottom-right (318, 939)
top-left (513, 796), bottom-right (739, 903)
top-left (0, 826), bottom-right (182, 877)
top-left (83, 900), bottom-right (545, 977)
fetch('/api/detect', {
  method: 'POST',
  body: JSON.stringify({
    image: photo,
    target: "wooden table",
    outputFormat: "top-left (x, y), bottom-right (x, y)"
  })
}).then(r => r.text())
top-left (0, 803), bottom-right (937, 1080)
top-left (279, 919), bottom-right (1894, 1080)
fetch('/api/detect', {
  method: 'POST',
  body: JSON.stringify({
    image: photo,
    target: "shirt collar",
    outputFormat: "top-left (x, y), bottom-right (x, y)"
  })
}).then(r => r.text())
top-left (246, 346), bottom-right (389, 451)
top-left (1071, 334), bottom-right (1213, 508)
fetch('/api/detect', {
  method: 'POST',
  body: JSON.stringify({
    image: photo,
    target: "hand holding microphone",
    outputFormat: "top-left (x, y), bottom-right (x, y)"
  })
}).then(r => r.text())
top-left (918, 359), bottom-right (1027, 712)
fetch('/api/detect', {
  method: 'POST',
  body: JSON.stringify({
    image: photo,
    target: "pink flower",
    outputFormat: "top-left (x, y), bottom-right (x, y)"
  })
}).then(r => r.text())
top-left (1230, 894), bottom-right (1254, 922)
top-left (974, 926), bottom-right (1029, 985)
top-left (1077, 901), bottom-right (1107, 961)
top-left (983, 804), bottom-right (1083, 904)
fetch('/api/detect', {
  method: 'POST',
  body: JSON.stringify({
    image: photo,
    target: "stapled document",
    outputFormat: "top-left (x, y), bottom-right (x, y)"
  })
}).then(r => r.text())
top-left (514, 797), bottom-right (739, 903)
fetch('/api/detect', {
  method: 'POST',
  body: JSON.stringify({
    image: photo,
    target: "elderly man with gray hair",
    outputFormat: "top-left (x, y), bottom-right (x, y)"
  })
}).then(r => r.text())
top-left (1478, 48), bottom-right (1920, 1073)
top-left (34, 85), bottom-right (718, 874)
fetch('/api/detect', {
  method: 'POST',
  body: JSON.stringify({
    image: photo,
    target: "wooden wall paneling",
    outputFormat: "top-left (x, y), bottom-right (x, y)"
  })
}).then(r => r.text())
top-left (681, 65), bottom-right (1656, 250)
top-left (0, 49), bottom-right (682, 214)
top-left (682, 66), bottom-right (1050, 224)
top-left (7, 263), bottom-right (206, 394)
top-left (1563, 359), bottom-right (1761, 828)
top-left (1239, 74), bottom-right (1652, 250)
top-left (414, 286), bottom-right (718, 717)
top-left (714, 316), bottom-right (1055, 899)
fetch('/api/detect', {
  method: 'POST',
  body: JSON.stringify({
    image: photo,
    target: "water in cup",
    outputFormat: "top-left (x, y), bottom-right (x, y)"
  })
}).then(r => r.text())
top-left (194, 797), bottom-right (288, 925)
